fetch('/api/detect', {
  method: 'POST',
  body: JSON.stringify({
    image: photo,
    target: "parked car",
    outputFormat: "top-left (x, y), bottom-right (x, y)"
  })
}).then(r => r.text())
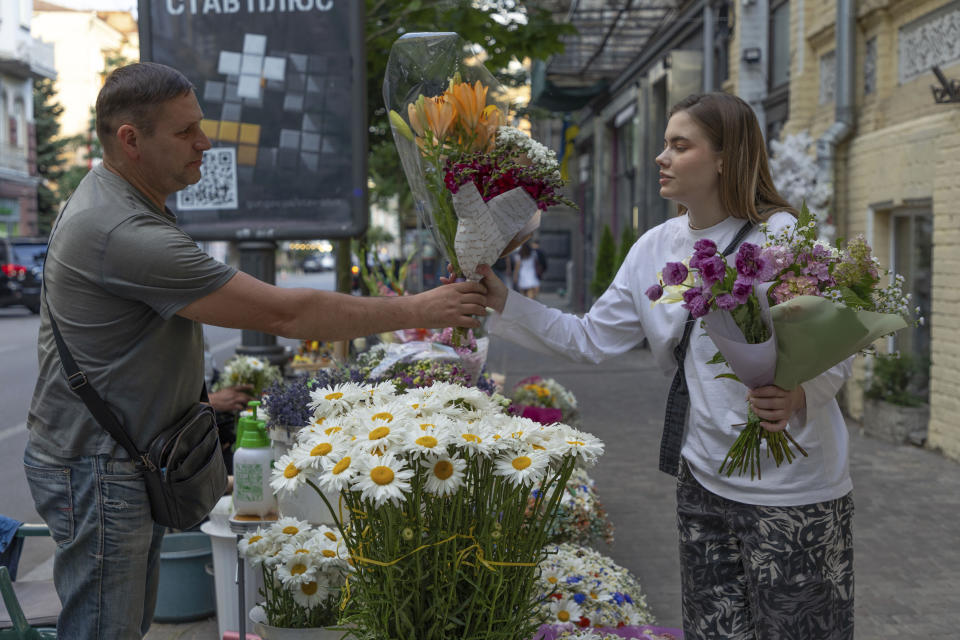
top-left (301, 255), bottom-right (323, 272)
top-left (0, 237), bottom-right (47, 314)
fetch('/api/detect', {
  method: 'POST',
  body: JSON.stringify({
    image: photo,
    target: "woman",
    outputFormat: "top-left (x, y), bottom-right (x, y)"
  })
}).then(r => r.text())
top-left (513, 241), bottom-right (541, 299)
top-left (478, 93), bottom-right (854, 639)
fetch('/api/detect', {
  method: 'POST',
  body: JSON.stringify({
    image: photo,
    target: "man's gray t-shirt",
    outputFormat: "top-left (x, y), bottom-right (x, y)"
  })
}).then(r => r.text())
top-left (28, 164), bottom-right (237, 457)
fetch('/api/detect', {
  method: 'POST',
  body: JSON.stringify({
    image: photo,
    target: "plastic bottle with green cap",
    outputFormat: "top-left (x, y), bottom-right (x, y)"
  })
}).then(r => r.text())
top-left (234, 400), bottom-right (262, 451)
top-left (232, 401), bottom-right (277, 517)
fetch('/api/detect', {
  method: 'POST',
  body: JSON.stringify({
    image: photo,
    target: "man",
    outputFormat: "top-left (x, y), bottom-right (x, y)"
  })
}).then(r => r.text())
top-left (22, 62), bottom-right (486, 639)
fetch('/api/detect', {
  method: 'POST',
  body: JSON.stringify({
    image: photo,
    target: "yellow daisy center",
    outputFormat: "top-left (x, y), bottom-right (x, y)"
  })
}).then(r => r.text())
top-left (322, 549), bottom-right (336, 558)
top-left (512, 456), bottom-right (532, 471)
top-left (547, 576), bottom-right (558, 584)
top-left (372, 412), bottom-right (394, 423)
top-left (333, 457), bottom-right (351, 475)
top-left (315, 416), bottom-right (326, 425)
top-left (420, 423), bottom-right (434, 431)
top-left (325, 392), bottom-right (343, 400)
top-left (567, 440), bottom-right (586, 447)
top-left (311, 442), bottom-right (333, 456)
top-left (371, 466), bottom-right (395, 485)
top-left (324, 531), bottom-right (337, 541)
top-left (433, 460), bottom-right (454, 480)
top-left (291, 563), bottom-right (307, 575)
top-left (282, 526), bottom-right (300, 535)
top-left (325, 426), bottom-right (342, 435)
top-left (532, 444), bottom-right (546, 451)
top-left (283, 463), bottom-right (300, 479)
top-left (558, 611), bottom-right (570, 622)
top-left (369, 426), bottom-right (390, 440)
top-left (248, 535), bottom-right (262, 544)
top-left (295, 548), bottom-right (309, 554)
top-left (415, 435), bottom-right (438, 448)
top-left (301, 581), bottom-right (318, 595)
top-left (462, 433), bottom-right (481, 444)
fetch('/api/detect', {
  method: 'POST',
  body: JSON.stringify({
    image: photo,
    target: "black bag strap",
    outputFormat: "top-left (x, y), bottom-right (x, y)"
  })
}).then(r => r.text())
top-left (42, 202), bottom-right (205, 470)
top-left (657, 220), bottom-right (755, 476)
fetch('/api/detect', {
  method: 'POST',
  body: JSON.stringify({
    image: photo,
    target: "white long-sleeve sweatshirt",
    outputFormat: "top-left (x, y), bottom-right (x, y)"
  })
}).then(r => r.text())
top-left (487, 213), bottom-right (853, 506)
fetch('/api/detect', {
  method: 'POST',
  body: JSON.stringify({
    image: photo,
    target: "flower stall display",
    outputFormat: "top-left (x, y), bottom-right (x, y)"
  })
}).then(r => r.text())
top-left (290, 340), bottom-right (334, 372)
top-left (269, 381), bottom-right (605, 640)
top-left (510, 376), bottom-right (580, 426)
top-left (214, 354), bottom-right (282, 397)
top-left (646, 204), bottom-right (920, 479)
top-left (529, 467), bottom-right (614, 548)
top-left (239, 519), bottom-right (350, 634)
top-left (539, 626), bottom-right (682, 640)
top-left (533, 543), bottom-right (655, 630)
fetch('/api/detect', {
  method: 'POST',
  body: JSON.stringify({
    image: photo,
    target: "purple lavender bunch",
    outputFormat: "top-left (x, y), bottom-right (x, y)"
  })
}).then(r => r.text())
top-left (262, 378), bottom-right (318, 429)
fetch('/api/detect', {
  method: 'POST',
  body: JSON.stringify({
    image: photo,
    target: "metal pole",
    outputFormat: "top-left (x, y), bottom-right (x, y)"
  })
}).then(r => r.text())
top-left (235, 240), bottom-right (286, 365)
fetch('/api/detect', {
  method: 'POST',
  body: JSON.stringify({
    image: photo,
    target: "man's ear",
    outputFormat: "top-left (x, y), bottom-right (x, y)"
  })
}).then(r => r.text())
top-left (115, 124), bottom-right (140, 160)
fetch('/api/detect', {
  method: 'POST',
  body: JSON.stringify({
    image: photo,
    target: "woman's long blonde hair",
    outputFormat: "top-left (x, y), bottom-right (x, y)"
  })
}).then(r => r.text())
top-left (669, 92), bottom-right (797, 222)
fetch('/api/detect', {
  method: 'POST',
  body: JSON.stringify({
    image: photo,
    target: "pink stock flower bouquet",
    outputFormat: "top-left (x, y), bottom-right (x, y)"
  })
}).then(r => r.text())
top-left (647, 205), bottom-right (918, 479)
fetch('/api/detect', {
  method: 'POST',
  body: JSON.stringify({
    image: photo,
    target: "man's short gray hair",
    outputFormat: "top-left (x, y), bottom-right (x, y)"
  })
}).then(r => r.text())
top-left (95, 62), bottom-right (195, 146)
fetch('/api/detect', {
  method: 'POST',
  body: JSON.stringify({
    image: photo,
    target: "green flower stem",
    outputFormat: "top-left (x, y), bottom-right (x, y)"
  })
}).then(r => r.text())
top-left (719, 405), bottom-right (809, 480)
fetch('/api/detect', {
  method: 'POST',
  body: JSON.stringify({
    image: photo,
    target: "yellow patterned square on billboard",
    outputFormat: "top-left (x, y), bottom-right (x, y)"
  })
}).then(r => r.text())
top-left (238, 144), bottom-right (258, 166)
top-left (218, 121), bottom-right (239, 143)
top-left (200, 119), bottom-right (219, 140)
top-left (239, 123), bottom-right (261, 145)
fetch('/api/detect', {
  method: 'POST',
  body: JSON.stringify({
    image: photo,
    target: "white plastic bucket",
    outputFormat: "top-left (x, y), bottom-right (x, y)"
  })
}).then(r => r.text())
top-left (201, 520), bottom-right (266, 640)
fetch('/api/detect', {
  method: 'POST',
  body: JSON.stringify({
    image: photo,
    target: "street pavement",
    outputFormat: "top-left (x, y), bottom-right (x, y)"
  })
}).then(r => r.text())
top-left (101, 292), bottom-right (960, 639)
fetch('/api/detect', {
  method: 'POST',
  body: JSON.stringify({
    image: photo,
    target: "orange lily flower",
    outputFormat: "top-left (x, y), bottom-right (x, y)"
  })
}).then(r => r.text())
top-left (474, 104), bottom-right (502, 152)
top-left (422, 94), bottom-right (456, 142)
top-left (449, 80), bottom-right (488, 133)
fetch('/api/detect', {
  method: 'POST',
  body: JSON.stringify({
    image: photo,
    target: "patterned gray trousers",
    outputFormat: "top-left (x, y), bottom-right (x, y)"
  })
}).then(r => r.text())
top-left (677, 461), bottom-right (854, 640)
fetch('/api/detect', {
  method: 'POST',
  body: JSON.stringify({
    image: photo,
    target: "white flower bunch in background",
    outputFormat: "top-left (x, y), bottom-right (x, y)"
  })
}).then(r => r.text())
top-left (270, 381), bottom-right (605, 640)
top-left (214, 354), bottom-right (282, 397)
top-left (535, 543), bottom-right (654, 629)
top-left (496, 125), bottom-right (560, 176)
top-left (238, 518), bottom-right (349, 628)
top-left (769, 130), bottom-right (834, 239)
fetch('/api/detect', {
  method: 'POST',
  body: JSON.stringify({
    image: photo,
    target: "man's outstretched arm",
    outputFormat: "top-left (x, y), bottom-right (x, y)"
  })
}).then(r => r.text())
top-left (177, 271), bottom-right (487, 341)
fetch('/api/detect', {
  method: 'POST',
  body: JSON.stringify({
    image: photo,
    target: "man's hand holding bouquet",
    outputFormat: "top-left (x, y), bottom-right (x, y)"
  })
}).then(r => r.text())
top-left (383, 33), bottom-right (573, 345)
top-left (647, 205), bottom-right (919, 479)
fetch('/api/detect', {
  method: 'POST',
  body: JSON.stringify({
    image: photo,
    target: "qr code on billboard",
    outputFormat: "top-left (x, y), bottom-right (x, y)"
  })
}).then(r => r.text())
top-left (177, 147), bottom-right (238, 210)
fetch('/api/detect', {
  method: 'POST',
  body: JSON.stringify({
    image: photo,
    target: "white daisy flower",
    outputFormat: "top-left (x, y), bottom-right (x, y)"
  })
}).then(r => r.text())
top-left (351, 452), bottom-right (414, 507)
top-left (309, 382), bottom-right (368, 418)
top-left (351, 402), bottom-right (415, 453)
top-left (421, 454), bottom-right (467, 497)
top-left (290, 578), bottom-right (327, 609)
top-left (272, 517), bottom-right (311, 541)
top-left (293, 431), bottom-right (343, 470)
top-left (548, 596), bottom-right (583, 625)
top-left (450, 421), bottom-right (494, 457)
top-left (238, 527), bottom-right (272, 565)
top-left (560, 430), bottom-right (605, 465)
top-left (402, 426), bottom-right (451, 458)
top-left (494, 449), bottom-right (548, 487)
top-left (276, 552), bottom-right (317, 587)
top-left (364, 381), bottom-right (398, 405)
top-left (270, 452), bottom-right (308, 495)
top-left (317, 453), bottom-right (357, 493)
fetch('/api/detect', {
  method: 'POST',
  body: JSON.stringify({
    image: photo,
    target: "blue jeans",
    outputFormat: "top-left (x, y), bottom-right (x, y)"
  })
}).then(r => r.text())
top-left (23, 442), bottom-right (165, 639)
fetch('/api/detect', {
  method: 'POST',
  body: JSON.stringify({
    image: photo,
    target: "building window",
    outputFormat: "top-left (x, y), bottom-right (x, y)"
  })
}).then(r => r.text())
top-left (0, 198), bottom-right (20, 238)
top-left (612, 106), bottom-right (636, 238)
top-left (864, 37), bottom-right (877, 96)
top-left (1, 91), bottom-right (8, 147)
top-left (891, 209), bottom-right (932, 396)
top-left (13, 98), bottom-right (26, 148)
top-left (769, 0), bottom-right (791, 91)
top-left (819, 50), bottom-right (836, 104)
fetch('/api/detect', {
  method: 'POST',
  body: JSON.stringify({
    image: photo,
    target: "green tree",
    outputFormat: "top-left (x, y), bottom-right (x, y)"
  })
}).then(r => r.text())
top-left (616, 224), bottom-right (636, 268)
top-left (365, 0), bottom-right (575, 224)
top-left (590, 224), bottom-right (616, 298)
top-left (33, 77), bottom-right (71, 235)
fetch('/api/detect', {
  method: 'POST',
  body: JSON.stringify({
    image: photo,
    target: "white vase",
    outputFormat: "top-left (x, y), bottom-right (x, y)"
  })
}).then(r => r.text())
top-left (249, 605), bottom-right (345, 639)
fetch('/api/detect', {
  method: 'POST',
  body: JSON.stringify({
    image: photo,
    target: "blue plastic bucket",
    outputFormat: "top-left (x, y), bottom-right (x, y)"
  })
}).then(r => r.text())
top-left (153, 531), bottom-right (216, 623)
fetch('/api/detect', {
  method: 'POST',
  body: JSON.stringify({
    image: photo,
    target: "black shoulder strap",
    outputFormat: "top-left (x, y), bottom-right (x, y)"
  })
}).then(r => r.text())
top-left (657, 219), bottom-right (754, 476)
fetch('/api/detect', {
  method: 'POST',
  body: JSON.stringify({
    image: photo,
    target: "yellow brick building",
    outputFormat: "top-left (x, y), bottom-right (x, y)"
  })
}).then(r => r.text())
top-left (779, 0), bottom-right (960, 459)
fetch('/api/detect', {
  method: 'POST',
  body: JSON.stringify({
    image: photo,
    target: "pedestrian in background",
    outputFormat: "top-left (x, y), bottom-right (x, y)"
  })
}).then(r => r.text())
top-left (512, 241), bottom-right (541, 299)
top-left (478, 92), bottom-right (854, 640)
top-left (23, 62), bottom-right (488, 639)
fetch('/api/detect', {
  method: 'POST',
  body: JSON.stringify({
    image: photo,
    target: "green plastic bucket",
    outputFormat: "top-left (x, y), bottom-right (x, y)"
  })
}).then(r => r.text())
top-left (153, 531), bottom-right (216, 623)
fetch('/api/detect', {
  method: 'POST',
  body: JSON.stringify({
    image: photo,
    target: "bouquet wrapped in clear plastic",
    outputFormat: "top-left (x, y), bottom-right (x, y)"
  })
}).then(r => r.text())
top-left (383, 32), bottom-right (573, 283)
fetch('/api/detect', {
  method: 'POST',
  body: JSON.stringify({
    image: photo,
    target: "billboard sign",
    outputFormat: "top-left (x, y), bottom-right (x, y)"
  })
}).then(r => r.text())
top-left (138, 0), bottom-right (367, 240)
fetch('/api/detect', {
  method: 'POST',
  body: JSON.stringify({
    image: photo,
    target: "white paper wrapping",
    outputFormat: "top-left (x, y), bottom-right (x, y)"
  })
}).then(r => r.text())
top-left (452, 182), bottom-right (540, 281)
top-left (702, 282), bottom-right (777, 389)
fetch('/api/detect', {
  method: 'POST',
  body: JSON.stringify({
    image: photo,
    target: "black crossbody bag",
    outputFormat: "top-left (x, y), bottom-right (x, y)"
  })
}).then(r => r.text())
top-left (43, 209), bottom-right (227, 530)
